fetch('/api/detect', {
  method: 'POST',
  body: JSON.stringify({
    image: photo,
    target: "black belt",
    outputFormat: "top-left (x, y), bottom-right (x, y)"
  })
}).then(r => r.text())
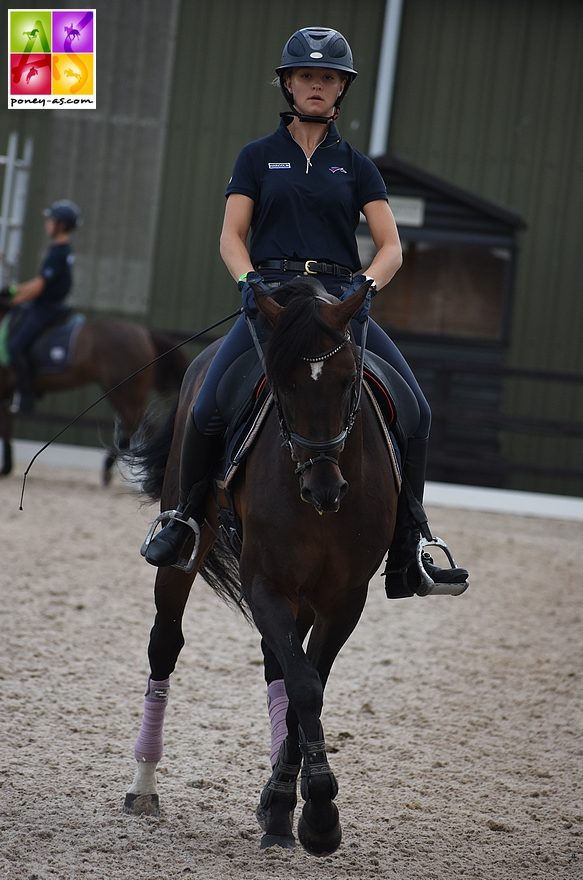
top-left (257, 259), bottom-right (353, 281)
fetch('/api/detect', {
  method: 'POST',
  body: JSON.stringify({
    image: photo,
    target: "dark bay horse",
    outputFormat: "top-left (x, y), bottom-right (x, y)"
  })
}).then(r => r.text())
top-left (0, 305), bottom-right (189, 482)
top-left (124, 280), bottom-right (398, 855)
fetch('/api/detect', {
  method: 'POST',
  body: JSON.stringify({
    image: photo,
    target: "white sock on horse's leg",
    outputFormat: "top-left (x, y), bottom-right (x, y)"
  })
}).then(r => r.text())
top-left (267, 679), bottom-right (289, 767)
top-left (134, 676), bottom-right (170, 763)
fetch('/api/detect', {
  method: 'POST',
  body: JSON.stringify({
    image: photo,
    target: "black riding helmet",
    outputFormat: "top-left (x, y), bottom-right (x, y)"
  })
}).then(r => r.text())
top-left (43, 199), bottom-right (82, 231)
top-left (276, 27), bottom-right (358, 123)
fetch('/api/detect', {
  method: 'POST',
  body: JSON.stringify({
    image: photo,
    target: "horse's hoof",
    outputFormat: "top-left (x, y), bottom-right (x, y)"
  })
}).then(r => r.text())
top-left (256, 803), bottom-right (295, 835)
top-left (123, 792), bottom-right (160, 816)
top-left (260, 833), bottom-right (295, 850)
top-left (298, 804), bottom-right (342, 857)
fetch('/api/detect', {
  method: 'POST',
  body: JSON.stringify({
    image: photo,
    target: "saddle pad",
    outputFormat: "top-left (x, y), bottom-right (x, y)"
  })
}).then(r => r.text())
top-left (29, 313), bottom-right (85, 373)
top-left (361, 350), bottom-right (420, 441)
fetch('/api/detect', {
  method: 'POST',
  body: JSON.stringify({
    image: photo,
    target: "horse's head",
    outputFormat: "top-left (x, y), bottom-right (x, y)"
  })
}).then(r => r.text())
top-left (256, 278), bottom-right (371, 513)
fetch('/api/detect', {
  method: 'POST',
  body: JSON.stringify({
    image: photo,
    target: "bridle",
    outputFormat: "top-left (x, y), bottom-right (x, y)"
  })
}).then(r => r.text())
top-left (246, 301), bottom-right (368, 476)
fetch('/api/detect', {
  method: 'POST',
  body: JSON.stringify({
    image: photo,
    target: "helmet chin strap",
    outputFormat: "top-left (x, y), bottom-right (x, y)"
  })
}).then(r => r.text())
top-left (280, 106), bottom-right (339, 125)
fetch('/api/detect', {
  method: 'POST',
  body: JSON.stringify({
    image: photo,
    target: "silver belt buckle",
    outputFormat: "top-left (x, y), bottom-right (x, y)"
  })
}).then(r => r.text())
top-left (304, 260), bottom-right (318, 275)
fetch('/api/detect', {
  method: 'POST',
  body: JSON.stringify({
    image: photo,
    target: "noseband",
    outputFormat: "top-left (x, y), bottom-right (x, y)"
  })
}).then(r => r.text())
top-left (246, 307), bottom-right (368, 476)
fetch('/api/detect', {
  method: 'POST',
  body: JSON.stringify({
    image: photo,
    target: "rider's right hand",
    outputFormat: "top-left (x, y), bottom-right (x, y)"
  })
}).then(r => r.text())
top-left (238, 272), bottom-right (269, 318)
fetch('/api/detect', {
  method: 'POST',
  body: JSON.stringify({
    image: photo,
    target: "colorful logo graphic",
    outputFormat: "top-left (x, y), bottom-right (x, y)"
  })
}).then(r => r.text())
top-left (8, 9), bottom-right (96, 109)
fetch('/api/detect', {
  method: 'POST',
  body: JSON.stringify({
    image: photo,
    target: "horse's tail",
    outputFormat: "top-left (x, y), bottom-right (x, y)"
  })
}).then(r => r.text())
top-left (148, 330), bottom-right (191, 396)
top-left (125, 400), bottom-right (178, 501)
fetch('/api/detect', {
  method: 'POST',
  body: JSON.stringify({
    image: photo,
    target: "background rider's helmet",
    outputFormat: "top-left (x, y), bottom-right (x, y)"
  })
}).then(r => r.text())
top-left (276, 27), bottom-right (358, 112)
top-left (43, 199), bottom-right (82, 231)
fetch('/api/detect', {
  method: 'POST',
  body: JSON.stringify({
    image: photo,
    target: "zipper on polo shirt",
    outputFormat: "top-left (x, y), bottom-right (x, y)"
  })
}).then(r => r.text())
top-left (289, 131), bottom-right (328, 174)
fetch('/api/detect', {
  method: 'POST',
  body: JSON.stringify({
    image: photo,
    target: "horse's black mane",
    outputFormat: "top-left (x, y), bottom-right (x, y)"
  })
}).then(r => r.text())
top-left (265, 279), bottom-right (345, 389)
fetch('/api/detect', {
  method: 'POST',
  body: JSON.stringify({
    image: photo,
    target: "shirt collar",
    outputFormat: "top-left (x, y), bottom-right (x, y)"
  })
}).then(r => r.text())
top-left (278, 118), bottom-right (341, 147)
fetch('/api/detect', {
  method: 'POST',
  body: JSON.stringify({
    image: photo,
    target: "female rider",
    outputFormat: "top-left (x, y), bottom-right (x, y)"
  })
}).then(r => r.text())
top-left (144, 27), bottom-right (468, 599)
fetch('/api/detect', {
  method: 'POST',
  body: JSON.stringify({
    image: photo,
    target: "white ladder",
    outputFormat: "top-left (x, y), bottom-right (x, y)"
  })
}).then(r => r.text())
top-left (0, 132), bottom-right (34, 286)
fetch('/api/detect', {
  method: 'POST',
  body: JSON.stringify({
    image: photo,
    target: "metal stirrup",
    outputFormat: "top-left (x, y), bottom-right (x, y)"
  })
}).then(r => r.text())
top-left (415, 536), bottom-right (469, 596)
top-left (140, 509), bottom-right (201, 573)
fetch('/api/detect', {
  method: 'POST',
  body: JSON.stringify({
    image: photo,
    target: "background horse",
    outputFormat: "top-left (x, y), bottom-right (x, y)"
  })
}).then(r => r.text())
top-left (0, 302), bottom-right (190, 483)
top-left (124, 280), bottom-right (399, 855)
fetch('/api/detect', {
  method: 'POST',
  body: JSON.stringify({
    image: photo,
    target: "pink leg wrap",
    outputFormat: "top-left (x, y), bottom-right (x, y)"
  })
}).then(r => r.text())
top-left (134, 676), bottom-right (170, 763)
top-left (267, 679), bottom-right (289, 768)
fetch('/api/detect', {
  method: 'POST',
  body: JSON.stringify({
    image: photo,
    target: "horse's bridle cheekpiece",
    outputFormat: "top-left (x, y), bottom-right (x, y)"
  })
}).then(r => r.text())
top-left (288, 330), bottom-right (358, 476)
top-left (246, 306), bottom-right (369, 479)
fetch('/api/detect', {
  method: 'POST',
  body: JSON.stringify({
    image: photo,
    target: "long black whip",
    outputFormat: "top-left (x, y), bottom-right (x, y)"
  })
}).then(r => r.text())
top-left (18, 307), bottom-right (242, 510)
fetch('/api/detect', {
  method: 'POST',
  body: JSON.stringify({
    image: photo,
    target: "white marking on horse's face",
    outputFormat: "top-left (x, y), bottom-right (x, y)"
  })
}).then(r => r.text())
top-left (310, 361), bottom-right (324, 381)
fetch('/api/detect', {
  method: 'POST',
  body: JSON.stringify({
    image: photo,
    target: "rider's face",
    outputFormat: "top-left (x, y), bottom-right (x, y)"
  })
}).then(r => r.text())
top-left (285, 67), bottom-right (345, 117)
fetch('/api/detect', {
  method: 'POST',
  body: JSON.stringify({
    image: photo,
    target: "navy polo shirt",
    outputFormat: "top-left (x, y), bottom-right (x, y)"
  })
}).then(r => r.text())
top-left (225, 121), bottom-right (388, 272)
top-left (36, 242), bottom-right (74, 306)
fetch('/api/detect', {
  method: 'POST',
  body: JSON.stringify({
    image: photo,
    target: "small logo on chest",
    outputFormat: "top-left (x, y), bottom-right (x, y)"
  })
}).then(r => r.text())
top-left (329, 166), bottom-right (347, 174)
top-left (268, 162), bottom-right (291, 169)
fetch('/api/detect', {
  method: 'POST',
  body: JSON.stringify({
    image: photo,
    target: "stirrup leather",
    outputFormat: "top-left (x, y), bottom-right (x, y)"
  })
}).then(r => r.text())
top-left (140, 509), bottom-right (201, 573)
top-left (416, 536), bottom-right (469, 596)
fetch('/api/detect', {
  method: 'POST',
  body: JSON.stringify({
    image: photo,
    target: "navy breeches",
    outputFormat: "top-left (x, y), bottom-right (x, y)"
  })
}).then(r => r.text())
top-left (192, 277), bottom-right (431, 439)
top-left (8, 303), bottom-right (64, 360)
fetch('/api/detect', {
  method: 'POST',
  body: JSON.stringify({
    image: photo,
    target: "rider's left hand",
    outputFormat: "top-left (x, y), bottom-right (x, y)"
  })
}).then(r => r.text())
top-left (339, 275), bottom-right (377, 324)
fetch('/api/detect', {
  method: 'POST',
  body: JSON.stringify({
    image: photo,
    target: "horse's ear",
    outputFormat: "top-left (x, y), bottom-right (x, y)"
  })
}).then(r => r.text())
top-left (254, 286), bottom-right (284, 325)
top-left (325, 281), bottom-right (373, 330)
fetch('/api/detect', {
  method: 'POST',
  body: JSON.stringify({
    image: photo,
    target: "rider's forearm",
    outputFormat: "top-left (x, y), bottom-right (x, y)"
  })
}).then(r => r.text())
top-left (362, 241), bottom-right (403, 290)
top-left (219, 231), bottom-right (254, 283)
top-left (12, 276), bottom-right (45, 304)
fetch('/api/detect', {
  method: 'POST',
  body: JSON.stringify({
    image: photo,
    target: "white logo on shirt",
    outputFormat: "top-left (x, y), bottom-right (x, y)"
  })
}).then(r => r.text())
top-left (268, 162), bottom-right (291, 169)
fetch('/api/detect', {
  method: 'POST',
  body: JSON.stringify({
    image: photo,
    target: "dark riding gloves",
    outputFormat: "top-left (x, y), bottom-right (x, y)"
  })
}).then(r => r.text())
top-left (238, 271), bottom-right (270, 318)
top-left (340, 275), bottom-right (377, 324)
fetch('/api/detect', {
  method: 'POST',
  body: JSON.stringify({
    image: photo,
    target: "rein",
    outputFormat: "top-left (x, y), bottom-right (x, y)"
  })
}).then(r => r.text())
top-left (246, 305), bottom-right (369, 475)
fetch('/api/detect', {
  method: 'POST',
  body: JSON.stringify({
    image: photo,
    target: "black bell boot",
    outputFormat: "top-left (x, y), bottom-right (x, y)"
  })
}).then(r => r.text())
top-left (384, 437), bottom-right (469, 598)
top-left (142, 416), bottom-right (218, 571)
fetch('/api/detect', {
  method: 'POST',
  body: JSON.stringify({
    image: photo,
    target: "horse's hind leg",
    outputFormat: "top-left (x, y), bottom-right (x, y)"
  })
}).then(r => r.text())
top-left (0, 403), bottom-right (13, 477)
top-left (124, 565), bottom-right (195, 816)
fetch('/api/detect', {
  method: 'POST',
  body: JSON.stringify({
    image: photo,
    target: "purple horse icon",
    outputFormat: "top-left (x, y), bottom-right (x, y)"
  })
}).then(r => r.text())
top-left (64, 24), bottom-right (81, 43)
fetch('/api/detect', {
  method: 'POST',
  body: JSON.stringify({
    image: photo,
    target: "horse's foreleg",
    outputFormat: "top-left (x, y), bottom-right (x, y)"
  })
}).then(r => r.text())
top-left (124, 566), bottom-right (194, 816)
top-left (296, 585), bottom-right (369, 857)
top-left (261, 602), bottom-right (315, 767)
top-left (250, 580), bottom-right (335, 852)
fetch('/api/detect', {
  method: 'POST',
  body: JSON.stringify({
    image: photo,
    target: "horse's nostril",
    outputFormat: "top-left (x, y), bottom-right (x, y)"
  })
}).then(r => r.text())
top-left (300, 485), bottom-right (312, 504)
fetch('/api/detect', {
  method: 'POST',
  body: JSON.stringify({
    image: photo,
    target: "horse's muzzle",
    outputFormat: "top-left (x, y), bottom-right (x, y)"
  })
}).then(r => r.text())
top-left (300, 475), bottom-right (348, 513)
